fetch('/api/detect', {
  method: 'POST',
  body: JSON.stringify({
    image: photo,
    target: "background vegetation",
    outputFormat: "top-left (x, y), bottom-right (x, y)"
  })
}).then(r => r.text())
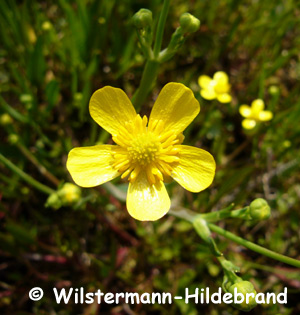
top-left (0, 0), bottom-right (299, 313)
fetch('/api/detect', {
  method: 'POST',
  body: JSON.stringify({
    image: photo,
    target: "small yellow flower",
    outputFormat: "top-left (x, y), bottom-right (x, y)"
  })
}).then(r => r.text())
top-left (67, 83), bottom-right (216, 221)
top-left (198, 71), bottom-right (232, 103)
top-left (239, 99), bottom-right (273, 130)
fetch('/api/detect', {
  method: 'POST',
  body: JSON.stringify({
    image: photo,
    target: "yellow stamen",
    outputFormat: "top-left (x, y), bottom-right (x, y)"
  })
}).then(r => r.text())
top-left (112, 114), bottom-right (180, 185)
top-left (121, 166), bottom-right (134, 179)
top-left (152, 167), bottom-right (164, 181)
top-left (146, 166), bottom-right (156, 185)
top-left (159, 155), bottom-right (180, 163)
top-left (130, 165), bottom-right (141, 181)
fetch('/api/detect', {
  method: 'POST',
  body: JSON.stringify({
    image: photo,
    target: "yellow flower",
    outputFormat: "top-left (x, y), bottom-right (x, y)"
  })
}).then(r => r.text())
top-left (67, 83), bottom-right (216, 221)
top-left (198, 71), bottom-right (232, 103)
top-left (239, 99), bottom-right (273, 130)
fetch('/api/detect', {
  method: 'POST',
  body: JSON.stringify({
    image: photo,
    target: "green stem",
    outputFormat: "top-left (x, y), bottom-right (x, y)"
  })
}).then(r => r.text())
top-left (0, 95), bottom-right (28, 123)
top-left (208, 223), bottom-right (300, 269)
top-left (217, 256), bottom-right (240, 282)
top-left (169, 207), bottom-right (300, 268)
top-left (153, 0), bottom-right (171, 58)
top-left (17, 143), bottom-right (60, 187)
top-left (131, 59), bottom-right (160, 110)
top-left (0, 153), bottom-right (55, 195)
top-left (200, 206), bottom-right (250, 222)
top-left (101, 182), bottom-right (300, 268)
top-left (136, 31), bottom-right (153, 60)
top-left (131, 0), bottom-right (171, 110)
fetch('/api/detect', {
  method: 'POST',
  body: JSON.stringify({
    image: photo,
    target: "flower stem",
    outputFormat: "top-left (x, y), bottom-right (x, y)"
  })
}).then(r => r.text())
top-left (0, 153), bottom-right (55, 195)
top-left (101, 182), bottom-right (300, 268)
top-left (208, 223), bottom-right (300, 269)
top-left (153, 0), bottom-right (171, 58)
top-left (131, 0), bottom-right (171, 110)
top-left (169, 207), bottom-right (300, 268)
top-left (17, 143), bottom-right (60, 187)
top-left (131, 59), bottom-right (160, 111)
top-left (200, 206), bottom-right (250, 222)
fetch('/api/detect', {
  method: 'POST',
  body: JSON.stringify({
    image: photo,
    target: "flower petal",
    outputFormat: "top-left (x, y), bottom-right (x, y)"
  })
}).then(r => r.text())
top-left (66, 145), bottom-right (120, 187)
top-left (259, 110), bottom-right (273, 121)
top-left (213, 71), bottom-right (229, 84)
top-left (239, 105), bottom-right (251, 118)
top-left (200, 88), bottom-right (217, 100)
top-left (149, 83), bottom-right (200, 135)
top-left (217, 93), bottom-right (232, 103)
top-left (89, 86), bottom-right (137, 136)
top-left (171, 145), bottom-right (216, 193)
top-left (213, 72), bottom-right (230, 94)
top-left (242, 119), bottom-right (256, 129)
top-left (127, 172), bottom-right (170, 221)
top-left (198, 75), bottom-right (212, 89)
top-left (214, 83), bottom-right (231, 94)
top-left (251, 99), bottom-right (264, 112)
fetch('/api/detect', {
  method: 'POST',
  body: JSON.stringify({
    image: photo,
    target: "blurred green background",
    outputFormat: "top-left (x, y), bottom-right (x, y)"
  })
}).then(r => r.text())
top-left (0, 0), bottom-right (300, 313)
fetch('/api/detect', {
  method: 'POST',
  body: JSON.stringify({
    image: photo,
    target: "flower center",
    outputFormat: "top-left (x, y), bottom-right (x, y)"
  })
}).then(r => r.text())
top-left (111, 115), bottom-right (183, 185)
top-left (127, 133), bottom-right (160, 166)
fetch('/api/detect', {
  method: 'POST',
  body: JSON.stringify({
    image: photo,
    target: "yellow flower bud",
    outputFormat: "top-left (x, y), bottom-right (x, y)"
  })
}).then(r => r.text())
top-left (20, 94), bottom-right (33, 104)
top-left (0, 113), bottom-right (13, 126)
top-left (268, 85), bottom-right (279, 95)
top-left (42, 21), bottom-right (53, 31)
top-left (8, 134), bottom-right (19, 144)
top-left (132, 9), bottom-right (153, 29)
top-left (59, 183), bottom-right (81, 204)
top-left (98, 17), bottom-right (106, 24)
top-left (228, 281), bottom-right (257, 312)
top-left (179, 13), bottom-right (200, 33)
top-left (27, 25), bottom-right (36, 44)
top-left (46, 183), bottom-right (81, 210)
top-left (283, 140), bottom-right (291, 148)
top-left (249, 198), bottom-right (271, 220)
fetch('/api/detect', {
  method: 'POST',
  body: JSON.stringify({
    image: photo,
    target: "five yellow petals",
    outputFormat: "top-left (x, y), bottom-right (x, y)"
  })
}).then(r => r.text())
top-left (67, 83), bottom-right (216, 221)
top-left (239, 99), bottom-right (273, 130)
top-left (198, 71), bottom-right (232, 103)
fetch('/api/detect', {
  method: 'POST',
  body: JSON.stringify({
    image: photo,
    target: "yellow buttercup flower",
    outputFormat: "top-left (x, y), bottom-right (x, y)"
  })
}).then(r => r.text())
top-left (239, 99), bottom-right (273, 130)
top-left (198, 71), bottom-right (232, 103)
top-left (67, 83), bottom-right (216, 221)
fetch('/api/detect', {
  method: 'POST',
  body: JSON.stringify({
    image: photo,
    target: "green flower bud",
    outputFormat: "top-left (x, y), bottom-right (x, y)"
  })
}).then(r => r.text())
top-left (8, 134), bottom-right (19, 144)
top-left (0, 113), bottom-right (13, 126)
top-left (20, 94), bottom-right (33, 104)
top-left (45, 192), bottom-right (63, 210)
top-left (21, 187), bottom-right (30, 195)
top-left (179, 13), bottom-right (200, 33)
top-left (132, 9), bottom-right (153, 29)
top-left (228, 281), bottom-right (257, 312)
top-left (249, 198), bottom-right (271, 220)
top-left (74, 92), bottom-right (83, 108)
top-left (98, 17), bottom-right (106, 25)
top-left (74, 92), bottom-right (83, 102)
top-left (45, 183), bottom-right (81, 210)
